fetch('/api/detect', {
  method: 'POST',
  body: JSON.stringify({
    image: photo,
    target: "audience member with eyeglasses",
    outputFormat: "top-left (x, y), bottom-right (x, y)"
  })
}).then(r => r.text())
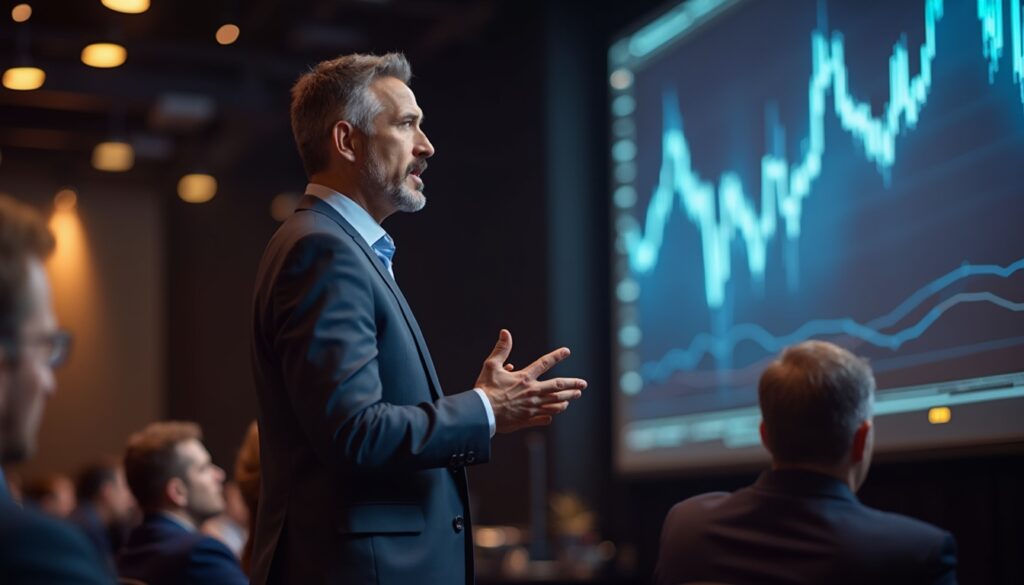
top-left (0, 195), bottom-right (112, 584)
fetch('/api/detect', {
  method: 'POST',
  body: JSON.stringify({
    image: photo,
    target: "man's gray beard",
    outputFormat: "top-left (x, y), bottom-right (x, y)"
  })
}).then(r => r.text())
top-left (366, 154), bottom-right (426, 214)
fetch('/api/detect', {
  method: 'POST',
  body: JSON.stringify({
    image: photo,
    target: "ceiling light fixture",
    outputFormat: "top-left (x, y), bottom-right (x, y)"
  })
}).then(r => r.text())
top-left (81, 43), bottom-right (127, 68)
top-left (216, 24), bottom-right (240, 45)
top-left (100, 0), bottom-right (150, 14)
top-left (2, 66), bottom-right (45, 91)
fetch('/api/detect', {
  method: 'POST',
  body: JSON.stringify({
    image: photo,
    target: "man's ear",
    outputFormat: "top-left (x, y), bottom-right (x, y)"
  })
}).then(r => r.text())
top-left (759, 420), bottom-right (769, 451)
top-left (332, 120), bottom-right (360, 163)
top-left (850, 420), bottom-right (872, 464)
top-left (165, 477), bottom-right (189, 508)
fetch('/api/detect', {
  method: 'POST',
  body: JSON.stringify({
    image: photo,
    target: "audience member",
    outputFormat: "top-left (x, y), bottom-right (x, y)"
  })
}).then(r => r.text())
top-left (71, 456), bottom-right (137, 575)
top-left (654, 340), bottom-right (957, 585)
top-left (23, 470), bottom-right (77, 517)
top-left (231, 420), bottom-right (260, 575)
top-left (0, 195), bottom-right (112, 583)
top-left (117, 421), bottom-right (248, 585)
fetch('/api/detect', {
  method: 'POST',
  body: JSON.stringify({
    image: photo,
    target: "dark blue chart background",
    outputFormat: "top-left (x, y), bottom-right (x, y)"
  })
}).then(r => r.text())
top-left (619, 0), bottom-right (1024, 425)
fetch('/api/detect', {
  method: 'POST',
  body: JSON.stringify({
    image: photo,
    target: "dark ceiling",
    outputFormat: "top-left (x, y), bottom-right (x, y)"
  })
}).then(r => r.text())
top-left (0, 0), bottom-right (499, 189)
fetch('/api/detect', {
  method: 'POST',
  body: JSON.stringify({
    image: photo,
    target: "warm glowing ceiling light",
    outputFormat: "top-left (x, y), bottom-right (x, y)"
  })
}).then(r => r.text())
top-left (91, 141), bottom-right (135, 172)
top-left (2, 66), bottom-right (45, 90)
top-left (54, 188), bottom-right (78, 212)
top-left (81, 43), bottom-right (127, 68)
top-left (100, 0), bottom-right (149, 14)
top-left (216, 24), bottom-right (240, 45)
top-left (178, 174), bottom-right (217, 203)
top-left (11, 3), bottom-right (32, 22)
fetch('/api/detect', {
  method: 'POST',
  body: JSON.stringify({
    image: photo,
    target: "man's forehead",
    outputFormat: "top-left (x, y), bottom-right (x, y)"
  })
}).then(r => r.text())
top-left (176, 438), bottom-right (210, 465)
top-left (370, 76), bottom-right (422, 115)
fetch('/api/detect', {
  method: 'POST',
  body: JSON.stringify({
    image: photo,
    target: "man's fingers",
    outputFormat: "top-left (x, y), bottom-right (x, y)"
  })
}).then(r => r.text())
top-left (520, 415), bottom-right (553, 429)
top-left (537, 401), bottom-right (570, 414)
top-left (537, 390), bottom-right (582, 404)
top-left (534, 377), bottom-right (587, 393)
top-left (503, 363), bottom-right (515, 372)
top-left (484, 329), bottom-right (513, 366)
top-left (523, 347), bottom-right (570, 379)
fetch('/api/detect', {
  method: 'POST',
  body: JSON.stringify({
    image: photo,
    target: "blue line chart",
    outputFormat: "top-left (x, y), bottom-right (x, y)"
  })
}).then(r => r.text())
top-left (641, 256), bottom-right (1024, 383)
top-left (622, 0), bottom-right (1024, 310)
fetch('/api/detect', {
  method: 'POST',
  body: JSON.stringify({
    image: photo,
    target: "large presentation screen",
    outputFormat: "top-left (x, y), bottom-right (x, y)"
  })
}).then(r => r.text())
top-left (610, 0), bottom-right (1024, 473)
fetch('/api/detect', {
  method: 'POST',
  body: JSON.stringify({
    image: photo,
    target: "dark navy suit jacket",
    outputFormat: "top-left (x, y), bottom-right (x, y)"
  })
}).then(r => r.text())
top-left (0, 478), bottom-right (113, 585)
top-left (655, 469), bottom-right (957, 585)
top-left (116, 514), bottom-right (247, 585)
top-left (250, 195), bottom-right (491, 584)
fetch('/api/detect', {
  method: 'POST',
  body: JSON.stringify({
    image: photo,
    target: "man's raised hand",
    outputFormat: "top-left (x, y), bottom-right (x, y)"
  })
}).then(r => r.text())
top-left (475, 329), bottom-right (587, 433)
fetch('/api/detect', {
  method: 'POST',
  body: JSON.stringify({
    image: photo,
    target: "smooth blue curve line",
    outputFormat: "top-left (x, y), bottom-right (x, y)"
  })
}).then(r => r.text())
top-left (623, 0), bottom-right (1024, 309)
top-left (866, 256), bottom-right (1024, 329)
top-left (643, 291), bottom-right (1024, 382)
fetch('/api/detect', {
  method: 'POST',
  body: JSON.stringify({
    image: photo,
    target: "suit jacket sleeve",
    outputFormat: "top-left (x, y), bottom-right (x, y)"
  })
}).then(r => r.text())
top-left (270, 231), bottom-right (490, 473)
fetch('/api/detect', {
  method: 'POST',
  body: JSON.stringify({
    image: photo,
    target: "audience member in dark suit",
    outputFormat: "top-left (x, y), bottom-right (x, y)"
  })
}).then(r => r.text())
top-left (655, 340), bottom-right (957, 585)
top-left (117, 421), bottom-right (247, 585)
top-left (251, 53), bottom-right (587, 584)
top-left (0, 195), bottom-right (113, 584)
top-left (70, 457), bottom-right (138, 576)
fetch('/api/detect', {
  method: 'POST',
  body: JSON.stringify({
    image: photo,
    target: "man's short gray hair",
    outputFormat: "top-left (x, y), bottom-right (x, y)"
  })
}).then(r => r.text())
top-left (290, 53), bottom-right (412, 177)
top-left (758, 340), bottom-right (875, 466)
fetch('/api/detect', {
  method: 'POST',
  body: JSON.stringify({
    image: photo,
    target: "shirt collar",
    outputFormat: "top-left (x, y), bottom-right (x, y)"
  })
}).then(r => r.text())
top-left (305, 183), bottom-right (389, 249)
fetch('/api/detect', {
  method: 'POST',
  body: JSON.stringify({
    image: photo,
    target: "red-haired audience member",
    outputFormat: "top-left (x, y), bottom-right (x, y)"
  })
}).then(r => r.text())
top-left (0, 195), bottom-right (112, 583)
top-left (655, 340), bottom-right (957, 585)
top-left (231, 420), bottom-right (260, 575)
top-left (23, 471), bottom-right (77, 518)
top-left (117, 421), bottom-right (247, 585)
top-left (70, 457), bottom-right (137, 576)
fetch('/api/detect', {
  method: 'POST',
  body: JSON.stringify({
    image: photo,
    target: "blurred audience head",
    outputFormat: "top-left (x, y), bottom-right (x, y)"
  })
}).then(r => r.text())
top-left (0, 196), bottom-right (63, 466)
top-left (123, 421), bottom-right (226, 527)
top-left (75, 456), bottom-right (136, 525)
top-left (758, 340), bottom-right (876, 490)
top-left (234, 420), bottom-right (260, 574)
top-left (23, 471), bottom-right (76, 518)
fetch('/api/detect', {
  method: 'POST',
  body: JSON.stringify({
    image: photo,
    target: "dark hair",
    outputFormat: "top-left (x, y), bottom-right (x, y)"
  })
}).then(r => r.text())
top-left (758, 340), bottom-right (875, 465)
top-left (290, 52), bottom-right (412, 177)
top-left (123, 421), bottom-right (202, 511)
top-left (75, 456), bottom-right (120, 502)
top-left (0, 195), bottom-right (55, 340)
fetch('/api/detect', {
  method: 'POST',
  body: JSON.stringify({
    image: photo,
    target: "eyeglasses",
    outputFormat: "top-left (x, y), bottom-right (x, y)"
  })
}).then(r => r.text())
top-left (3, 329), bottom-right (73, 368)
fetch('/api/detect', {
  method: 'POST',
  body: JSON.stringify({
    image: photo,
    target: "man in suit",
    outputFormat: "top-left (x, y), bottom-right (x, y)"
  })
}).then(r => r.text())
top-left (251, 53), bottom-right (588, 584)
top-left (117, 421), bottom-right (247, 585)
top-left (655, 340), bottom-right (957, 585)
top-left (0, 195), bottom-right (113, 584)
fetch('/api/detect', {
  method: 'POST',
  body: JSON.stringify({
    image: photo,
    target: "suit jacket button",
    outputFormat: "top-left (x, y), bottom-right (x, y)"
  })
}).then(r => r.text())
top-left (466, 451), bottom-right (476, 464)
top-left (453, 515), bottom-right (465, 533)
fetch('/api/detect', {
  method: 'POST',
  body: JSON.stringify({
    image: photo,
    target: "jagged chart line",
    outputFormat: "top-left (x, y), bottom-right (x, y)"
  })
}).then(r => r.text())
top-left (641, 256), bottom-right (1024, 382)
top-left (623, 0), bottom-right (1024, 310)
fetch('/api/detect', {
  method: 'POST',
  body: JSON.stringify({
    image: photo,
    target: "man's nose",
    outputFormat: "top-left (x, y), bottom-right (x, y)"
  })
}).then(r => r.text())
top-left (415, 130), bottom-right (435, 158)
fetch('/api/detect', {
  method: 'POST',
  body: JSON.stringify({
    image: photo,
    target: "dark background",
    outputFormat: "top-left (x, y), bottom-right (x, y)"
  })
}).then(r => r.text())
top-left (2, 0), bottom-right (1021, 583)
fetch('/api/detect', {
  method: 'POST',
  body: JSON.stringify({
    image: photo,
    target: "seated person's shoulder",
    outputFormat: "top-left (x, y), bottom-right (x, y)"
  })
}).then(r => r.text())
top-left (0, 505), bottom-right (111, 583)
top-left (664, 490), bottom-right (734, 528)
top-left (840, 505), bottom-right (957, 580)
top-left (185, 534), bottom-right (248, 585)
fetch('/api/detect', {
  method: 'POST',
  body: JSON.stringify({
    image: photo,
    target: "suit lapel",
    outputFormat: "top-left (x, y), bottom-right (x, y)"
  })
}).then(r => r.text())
top-left (296, 196), bottom-right (445, 401)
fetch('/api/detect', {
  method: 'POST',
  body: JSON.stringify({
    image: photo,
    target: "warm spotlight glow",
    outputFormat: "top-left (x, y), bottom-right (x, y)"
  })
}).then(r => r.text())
top-left (91, 141), bottom-right (135, 172)
top-left (216, 24), bottom-right (241, 45)
top-left (11, 3), bottom-right (31, 22)
top-left (55, 188), bottom-right (78, 212)
top-left (100, 0), bottom-right (149, 14)
top-left (178, 174), bottom-right (217, 203)
top-left (2, 66), bottom-right (45, 91)
top-left (270, 192), bottom-right (299, 221)
top-left (47, 205), bottom-right (88, 277)
top-left (81, 43), bottom-right (127, 68)
top-left (928, 406), bottom-right (952, 425)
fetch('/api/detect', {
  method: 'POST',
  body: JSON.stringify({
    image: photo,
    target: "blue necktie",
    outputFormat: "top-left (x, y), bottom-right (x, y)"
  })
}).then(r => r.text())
top-left (372, 234), bottom-right (396, 277)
